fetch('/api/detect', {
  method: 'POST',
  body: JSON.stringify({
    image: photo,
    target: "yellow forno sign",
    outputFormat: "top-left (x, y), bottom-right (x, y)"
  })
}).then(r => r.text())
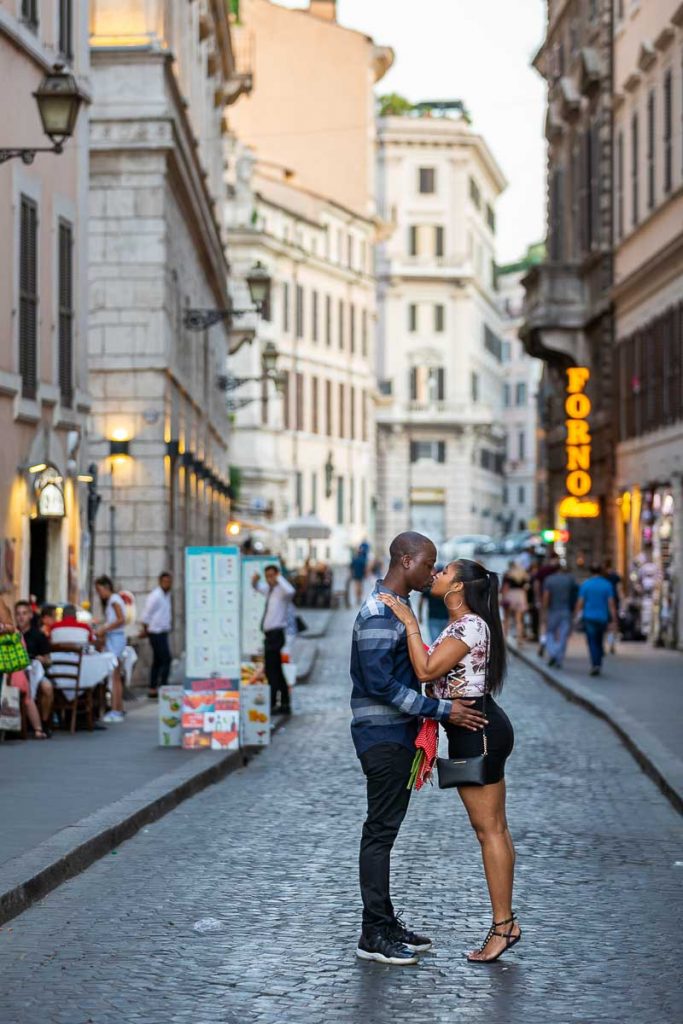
top-left (561, 367), bottom-right (600, 519)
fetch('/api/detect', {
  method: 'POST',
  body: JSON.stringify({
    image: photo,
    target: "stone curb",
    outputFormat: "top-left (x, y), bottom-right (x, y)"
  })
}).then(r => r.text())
top-left (508, 642), bottom-right (683, 816)
top-left (0, 720), bottom-right (286, 928)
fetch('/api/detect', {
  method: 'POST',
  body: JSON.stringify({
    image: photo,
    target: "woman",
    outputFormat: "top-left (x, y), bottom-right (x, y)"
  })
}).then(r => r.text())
top-left (378, 559), bottom-right (520, 963)
top-left (501, 560), bottom-right (529, 643)
top-left (94, 576), bottom-right (127, 724)
top-left (0, 597), bottom-right (48, 738)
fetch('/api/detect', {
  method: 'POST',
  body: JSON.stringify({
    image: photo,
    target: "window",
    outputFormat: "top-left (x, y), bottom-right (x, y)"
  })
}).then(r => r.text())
top-left (325, 379), bottom-right (333, 436)
top-left (503, 383), bottom-right (511, 407)
top-left (484, 325), bottom-right (502, 361)
top-left (410, 441), bottom-right (445, 463)
top-left (503, 483), bottom-right (509, 505)
top-left (312, 290), bottom-right (319, 342)
top-left (350, 303), bottom-right (356, 354)
top-left (408, 225), bottom-right (418, 256)
top-left (434, 304), bottom-right (445, 332)
top-left (378, 379), bottom-right (393, 396)
top-left (337, 476), bottom-right (345, 524)
top-left (647, 89), bottom-right (655, 210)
top-left (410, 366), bottom-right (445, 403)
top-left (408, 303), bottom-right (418, 332)
top-left (338, 299), bottom-right (344, 349)
top-left (282, 371), bottom-right (291, 430)
top-left (58, 220), bottom-right (74, 408)
top-left (295, 372), bottom-right (304, 431)
top-left (282, 282), bottom-right (290, 331)
top-left (616, 130), bottom-right (624, 240)
top-left (59, 0), bottom-right (73, 60)
top-left (295, 284), bottom-right (304, 338)
top-left (325, 294), bottom-right (332, 346)
top-left (311, 376), bottom-right (319, 433)
top-left (361, 308), bottom-right (368, 357)
top-left (515, 382), bottom-right (527, 405)
top-left (518, 484), bottom-right (526, 505)
top-left (663, 70), bottom-right (672, 195)
top-left (21, 0), bottom-right (38, 29)
top-left (469, 176), bottom-right (481, 209)
top-left (471, 371), bottom-right (479, 403)
top-left (486, 204), bottom-right (496, 232)
top-left (518, 431), bottom-right (526, 460)
top-left (434, 225), bottom-right (444, 257)
top-left (418, 167), bottom-right (436, 193)
top-left (631, 112), bottom-right (639, 227)
top-left (295, 471), bottom-right (303, 516)
top-left (338, 382), bottom-right (345, 437)
top-left (19, 195), bottom-right (38, 400)
top-left (362, 390), bottom-right (368, 441)
top-left (311, 471), bottom-right (318, 514)
top-left (350, 385), bottom-right (356, 439)
top-left (502, 341), bottom-right (511, 362)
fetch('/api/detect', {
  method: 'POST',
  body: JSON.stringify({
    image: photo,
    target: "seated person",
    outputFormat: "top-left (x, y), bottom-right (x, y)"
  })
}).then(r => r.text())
top-left (52, 603), bottom-right (95, 645)
top-left (40, 603), bottom-right (58, 636)
top-left (4, 600), bottom-right (51, 739)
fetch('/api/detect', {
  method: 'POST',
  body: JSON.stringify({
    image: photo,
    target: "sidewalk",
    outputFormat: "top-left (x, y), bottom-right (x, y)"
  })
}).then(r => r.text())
top-left (510, 632), bottom-right (683, 813)
top-left (0, 610), bottom-right (333, 924)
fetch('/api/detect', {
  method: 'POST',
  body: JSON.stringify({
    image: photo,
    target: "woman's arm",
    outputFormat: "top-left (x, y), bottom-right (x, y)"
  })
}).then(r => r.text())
top-left (376, 593), bottom-right (470, 681)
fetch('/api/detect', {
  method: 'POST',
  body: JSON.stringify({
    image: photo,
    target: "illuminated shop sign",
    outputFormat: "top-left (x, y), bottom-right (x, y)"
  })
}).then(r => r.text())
top-left (558, 367), bottom-right (600, 520)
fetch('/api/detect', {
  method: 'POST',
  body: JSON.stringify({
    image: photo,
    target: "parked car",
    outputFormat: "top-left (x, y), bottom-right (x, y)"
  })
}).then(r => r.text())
top-left (501, 530), bottom-right (534, 554)
top-left (440, 534), bottom-right (497, 562)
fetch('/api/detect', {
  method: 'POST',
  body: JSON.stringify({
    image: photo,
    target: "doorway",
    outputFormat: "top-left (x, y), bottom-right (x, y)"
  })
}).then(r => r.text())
top-left (29, 518), bottom-right (48, 604)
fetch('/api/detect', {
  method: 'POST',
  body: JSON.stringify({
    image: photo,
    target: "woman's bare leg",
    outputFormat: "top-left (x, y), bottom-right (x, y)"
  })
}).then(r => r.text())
top-left (111, 665), bottom-right (123, 712)
top-left (458, 780), bottom-right (520, 960)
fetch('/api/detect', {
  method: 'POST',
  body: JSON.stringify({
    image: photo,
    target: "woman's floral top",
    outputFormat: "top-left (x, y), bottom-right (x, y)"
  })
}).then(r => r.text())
top-left (428, 614), bottom-right (490, 698)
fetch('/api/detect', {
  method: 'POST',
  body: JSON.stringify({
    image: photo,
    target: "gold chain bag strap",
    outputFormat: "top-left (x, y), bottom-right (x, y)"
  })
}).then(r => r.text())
top-left (435, 621), bottom-right (489, 788)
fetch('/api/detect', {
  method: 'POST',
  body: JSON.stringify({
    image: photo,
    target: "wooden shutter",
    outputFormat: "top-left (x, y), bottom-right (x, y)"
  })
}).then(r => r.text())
top-left (325, 294), bottom-right (332, 346)
top-left (436, 367), bottom-right (445, 401)
top-left (664, 70), bottom-right (672, 194)
top-left (362, 309), bottom-right (368, 357)
top-left (296, 372), bottom-right (304, 430)
top-left (19, 195), bottom-right (38, 400)
top-left (338, 299), bottom-right (344, 349)
top-left (631, 113), bottom-right (639, 227)
top-left (409, 367), bottom-right (417, 401)
top-left (58, 219), bottom-right (74, 408)
top-left (282, 370), bottom-right (290, 429)
top-left (409, 225), bottom-right (417, 255)
top-left (435, 225), bottom-right (444, 257)
top-left (326, 379), bottom-right (332, 436)
top-left (350, 304), bottom-right (355, 353)
top-left (59, 0), bottom-right (73, 60)
top-left (350, 385), bottom-right (356, 439)
top-left (311, 376), bottom-right (319, 433)
top-left (338, 382), bottom-right (345, 437)
top-left (647, 90), bottom-right (655, 210)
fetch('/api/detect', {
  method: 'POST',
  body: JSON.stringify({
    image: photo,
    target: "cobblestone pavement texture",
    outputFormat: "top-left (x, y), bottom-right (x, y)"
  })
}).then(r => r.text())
top-left (1, 606), bottom-right (682, 1024)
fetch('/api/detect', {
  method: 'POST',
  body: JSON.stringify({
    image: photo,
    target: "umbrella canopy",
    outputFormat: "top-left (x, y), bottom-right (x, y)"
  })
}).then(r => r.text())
top-left (285, 514), bottom-right (332, 540)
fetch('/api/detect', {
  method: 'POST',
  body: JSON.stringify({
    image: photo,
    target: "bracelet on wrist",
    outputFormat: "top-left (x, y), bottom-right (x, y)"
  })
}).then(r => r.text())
top-left (407, 630), bottom-right (421, 638)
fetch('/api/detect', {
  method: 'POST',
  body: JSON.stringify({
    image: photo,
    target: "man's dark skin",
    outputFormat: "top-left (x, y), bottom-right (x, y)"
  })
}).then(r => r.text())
top-left (382, 534), bottom-right (486, 732)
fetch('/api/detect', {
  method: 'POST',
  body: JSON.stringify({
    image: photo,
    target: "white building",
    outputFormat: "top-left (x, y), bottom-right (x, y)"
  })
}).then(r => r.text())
top-left (497, 249), bottom-right (544, 533)
top-left (224, 150), bottom-right (377, 565)
top-left (375, 104), bottom-right (508, 552)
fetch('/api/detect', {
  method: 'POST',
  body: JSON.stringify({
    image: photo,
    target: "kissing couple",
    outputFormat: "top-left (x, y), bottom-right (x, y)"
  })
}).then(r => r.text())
top-left (350, 531), bottom-right (519, 965)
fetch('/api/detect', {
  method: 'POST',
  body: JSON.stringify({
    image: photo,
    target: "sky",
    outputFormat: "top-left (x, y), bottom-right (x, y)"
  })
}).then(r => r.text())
top-left (273, 0), bottom-right (548, 264)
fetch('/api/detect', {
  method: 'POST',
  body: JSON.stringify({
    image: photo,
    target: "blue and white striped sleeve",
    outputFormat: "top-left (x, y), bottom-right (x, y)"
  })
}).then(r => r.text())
top-left (356, 612), bottom-right (451, 723)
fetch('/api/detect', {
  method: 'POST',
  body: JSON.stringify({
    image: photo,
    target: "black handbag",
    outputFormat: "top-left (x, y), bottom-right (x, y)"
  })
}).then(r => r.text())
top-left (435, 631), bottom-right (489, 789)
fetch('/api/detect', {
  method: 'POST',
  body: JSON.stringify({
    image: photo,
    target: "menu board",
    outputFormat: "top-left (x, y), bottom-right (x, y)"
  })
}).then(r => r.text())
top-left (241, 555), bottom-right (282, 658)
top-left (240, 662), bottom-right (270, 747)
top-left (185, 546), bottom-right (241, 680)
top-left (181, 678), bottom-right (240, 751)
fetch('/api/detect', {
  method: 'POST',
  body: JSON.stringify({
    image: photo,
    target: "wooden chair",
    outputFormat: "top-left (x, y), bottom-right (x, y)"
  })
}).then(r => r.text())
top-left (48, 643), bottom-right (91, 734)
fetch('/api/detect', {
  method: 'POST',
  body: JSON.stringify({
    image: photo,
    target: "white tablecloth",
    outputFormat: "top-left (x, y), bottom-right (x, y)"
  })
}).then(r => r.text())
top-left (80, 651), bottom-right (118, 689)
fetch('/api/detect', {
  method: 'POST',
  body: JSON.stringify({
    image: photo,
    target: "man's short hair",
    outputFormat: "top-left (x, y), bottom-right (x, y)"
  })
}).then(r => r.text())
top-left (388, 532), bottom-right (434, 567)
top-left (62, 603), bottom-right (78, 618)
top-left (159, 571), bottom-right (172, 581)
top-left (264, 564), bottom-right (279, 574)
top-left (14, 599), bottom-right (31, 612)
top-left (41, 603), bottom-right (57, 618)
top-left (589, 564), bottom-right (602, 575)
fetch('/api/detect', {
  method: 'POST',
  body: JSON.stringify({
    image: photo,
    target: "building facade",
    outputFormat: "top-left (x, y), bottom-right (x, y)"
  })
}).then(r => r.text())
top-left (0, 0), bottom-right (91, 607)
top-left (87, 0), bottom-right (249, 624)
top-left (225, 0), bottom-right (390, 563)
top-left (375, 106), bottom-right (507, 554)
top-left (612, 0), bottom-right (683, 647)
top-left (497, 249), bottom-right (545, 534)
top-left (522, 0), bottom-right (615, 565)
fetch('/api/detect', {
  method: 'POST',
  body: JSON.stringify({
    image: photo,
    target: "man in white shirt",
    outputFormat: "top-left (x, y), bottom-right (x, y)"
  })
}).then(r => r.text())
top-left (252, 564), bottom-right (295, 715)
top-left (140, 571), bottom-right (173, 699)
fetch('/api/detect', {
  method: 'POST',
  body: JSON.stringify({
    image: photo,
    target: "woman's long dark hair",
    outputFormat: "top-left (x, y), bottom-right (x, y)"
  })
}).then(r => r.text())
top-left (450, 559), bottom-right (507, 695)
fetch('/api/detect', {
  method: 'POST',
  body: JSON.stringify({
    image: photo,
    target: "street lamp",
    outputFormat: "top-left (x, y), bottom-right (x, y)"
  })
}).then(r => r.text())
top-left (0, 64), bottom-right (84, 165)
top-left (219, 342), bottom-right (285, 409)
top-left (184, 261), bottom-right (271, 332)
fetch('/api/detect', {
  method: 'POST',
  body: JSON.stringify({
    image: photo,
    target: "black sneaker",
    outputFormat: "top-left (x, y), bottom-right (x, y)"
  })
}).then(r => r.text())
top-left (387, 914), bottom-right (433, 953)
top-left (356, 930), bottom-right (418, 965)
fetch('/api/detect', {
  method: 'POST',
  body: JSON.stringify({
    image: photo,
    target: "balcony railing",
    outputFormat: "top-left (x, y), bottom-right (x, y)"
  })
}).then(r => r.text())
top-left (521, 261), bottom-right (588, 365)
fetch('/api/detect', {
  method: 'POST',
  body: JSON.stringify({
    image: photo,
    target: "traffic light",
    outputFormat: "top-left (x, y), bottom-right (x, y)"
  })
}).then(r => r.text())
top-left (541, 529), bottom-right (570, 544)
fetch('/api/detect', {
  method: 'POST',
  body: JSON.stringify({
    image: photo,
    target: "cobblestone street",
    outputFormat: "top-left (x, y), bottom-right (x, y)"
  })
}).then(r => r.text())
top-left (1, 606), bottom-right (681, 1024)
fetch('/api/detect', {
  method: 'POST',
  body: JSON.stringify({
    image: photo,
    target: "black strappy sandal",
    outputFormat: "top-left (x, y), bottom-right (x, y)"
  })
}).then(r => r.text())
top-left (466, 913), bottom-right (522, 963)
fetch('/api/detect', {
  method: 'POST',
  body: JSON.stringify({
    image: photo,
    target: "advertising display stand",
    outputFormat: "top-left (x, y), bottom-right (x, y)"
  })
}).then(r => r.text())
top-left (240, 556), bottom-right (278, 746)
top-left (158, 685), bottom-right (183, 746)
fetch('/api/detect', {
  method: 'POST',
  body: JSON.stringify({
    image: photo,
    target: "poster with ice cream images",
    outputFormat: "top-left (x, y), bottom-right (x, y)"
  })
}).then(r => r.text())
top-left (240, 661), bottom-right (271, 747)
top-left (181, 679), bottom-right (240, 750)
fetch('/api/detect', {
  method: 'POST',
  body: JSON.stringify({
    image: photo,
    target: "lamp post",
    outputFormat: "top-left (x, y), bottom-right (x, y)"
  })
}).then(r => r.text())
top-left (184, 261), bottom-right (271, 332)
top-left (220, 341), bottom-right (286, 410)
top-left (0, 64), bottom-right (85, 165)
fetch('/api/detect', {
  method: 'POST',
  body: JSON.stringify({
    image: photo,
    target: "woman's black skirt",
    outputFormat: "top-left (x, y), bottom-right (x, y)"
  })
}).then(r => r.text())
top-left (442, 696), bottom-right (514, 785)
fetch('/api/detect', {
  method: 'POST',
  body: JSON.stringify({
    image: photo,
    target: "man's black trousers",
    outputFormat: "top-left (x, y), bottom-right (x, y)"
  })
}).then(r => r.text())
top-left (148, 632), bottom-right (172, 690)
top-left (264, 628), bottom-right (290, 711)
top-left (358, 742), bottom-right (414, 933)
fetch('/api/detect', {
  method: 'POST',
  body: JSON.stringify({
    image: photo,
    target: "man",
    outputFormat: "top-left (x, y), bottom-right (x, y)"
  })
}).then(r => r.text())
top-left (349, 546), bottom-right (368, 605)
top-left (14, 599), bottom-right (54, 733)
top-left (40, 603), bottom-right (57, 636)
top-left (140, 571), bottom-right (173, 699)
top-left (52, 604), bottom-right (94, 644)
top-left (541, 561), bottom-right (577, 669)
top-left (533, 552), bottom-right (559, 654)
top-left (252, 565), bottom-right (295, 716)
top-left (574, 565), bottom-right (617, 677)
top-left (602, 559), bottom-right (623, 654)
top-left (351, 531), bottom-right (487, 966)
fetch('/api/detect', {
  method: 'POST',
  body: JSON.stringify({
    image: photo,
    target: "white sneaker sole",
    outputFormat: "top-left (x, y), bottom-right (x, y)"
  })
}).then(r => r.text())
top-left (356, 948), bottom-right (418, 965)
top-left (404, 942), bottom-right (433, 952)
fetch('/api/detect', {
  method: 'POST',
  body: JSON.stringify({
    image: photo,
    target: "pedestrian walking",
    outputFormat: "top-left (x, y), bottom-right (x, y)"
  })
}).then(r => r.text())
top-left (95, 576), bottom-right (127, 722)
top-left (379, 558), bottom-right (520, 964)
top-left (501, 561), bottom-right (529, 643)
top-left (252, 565), bottom-right (295, 716)
top-left (602, 559), bottom-right (623, 654)
top-left (574, 565), bottom-right (617, 677)
top-left (350, 532), bottom-right (487, 966)
top-left (533, 551), bottom-right (559, 654)
top-left (349, 546), bottom-right (368, 605)
top-left (140, 571), bottom-right (173, 699)
top-left (541, 562), bottom-right (577, 669)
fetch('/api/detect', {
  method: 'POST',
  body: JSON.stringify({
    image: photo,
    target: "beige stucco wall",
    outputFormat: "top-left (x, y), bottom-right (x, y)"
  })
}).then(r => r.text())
top-left (228, 0), bottom-right (389, 218)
